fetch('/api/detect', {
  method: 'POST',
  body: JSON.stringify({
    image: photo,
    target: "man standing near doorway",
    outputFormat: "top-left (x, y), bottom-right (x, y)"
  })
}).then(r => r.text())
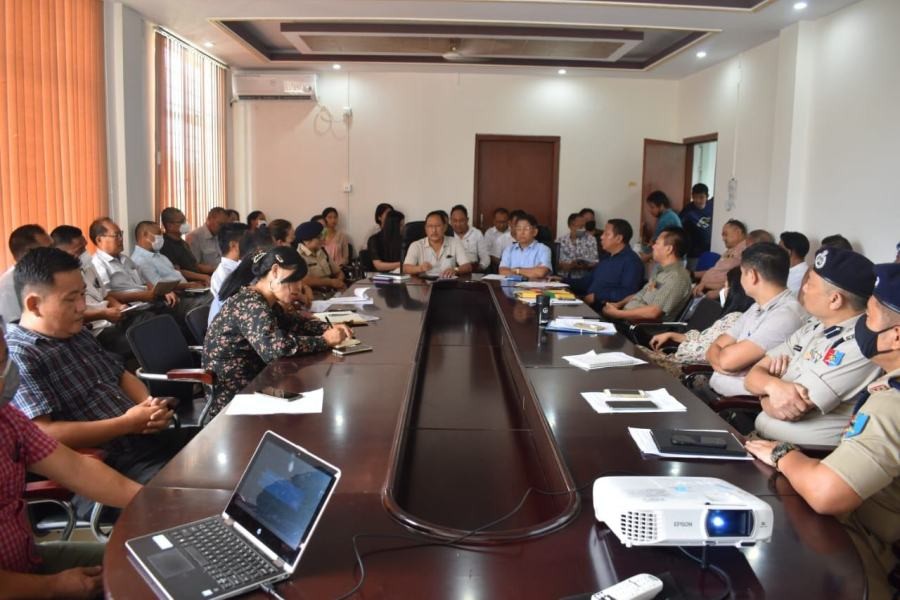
top-left (681, 183), bottom-right (714, 270)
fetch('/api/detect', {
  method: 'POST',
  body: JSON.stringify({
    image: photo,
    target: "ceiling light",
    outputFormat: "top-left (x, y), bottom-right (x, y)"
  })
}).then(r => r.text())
top-left (203, 41), bottom-right (214, 48)
top-left (696, 51), bottom-right (707, 59)
top-left (557, 68), bottom-right (567, 75)
top-left (332, 63), bottom-right (342, 70)
top-left (793, 1), bottom-right (808, 9)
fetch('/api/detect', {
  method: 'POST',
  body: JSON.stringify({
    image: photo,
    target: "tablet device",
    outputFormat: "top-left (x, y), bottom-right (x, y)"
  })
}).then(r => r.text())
top-left (152, 280), bottom-right (181, 296)
top-left (332, 344), bottom-right (374, 356)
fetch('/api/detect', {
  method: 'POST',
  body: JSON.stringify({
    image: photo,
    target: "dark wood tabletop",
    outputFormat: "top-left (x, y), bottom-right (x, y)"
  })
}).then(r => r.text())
top-left (104, 278), bottom-right (865, 599)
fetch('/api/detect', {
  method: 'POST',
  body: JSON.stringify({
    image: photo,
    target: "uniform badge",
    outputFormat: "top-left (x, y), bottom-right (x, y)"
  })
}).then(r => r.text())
top-left (815, 250), bottom-right (828, 269)
top-left (843, 413), bottom-right (869, 439)
top-left (823, 348), bottom-right (845, 366)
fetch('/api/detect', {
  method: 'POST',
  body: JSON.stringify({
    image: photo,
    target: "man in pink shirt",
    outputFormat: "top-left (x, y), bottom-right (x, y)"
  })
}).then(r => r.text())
top-left (694, 219), bottom-right (748, 298)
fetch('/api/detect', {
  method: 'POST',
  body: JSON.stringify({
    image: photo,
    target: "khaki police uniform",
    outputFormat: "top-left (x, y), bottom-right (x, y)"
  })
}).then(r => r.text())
top-left (755, 315), bottom-right (882, 447)
top-left (821, 368), bottom-right (900, 599)
top-left (299, 243), bottom-right (339, 279)
top-left (624, 262), bottom-right (692, 321)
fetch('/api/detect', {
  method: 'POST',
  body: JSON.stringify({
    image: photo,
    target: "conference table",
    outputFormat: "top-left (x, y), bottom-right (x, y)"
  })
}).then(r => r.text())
top-left (104, 277), bottom-right (866, 599)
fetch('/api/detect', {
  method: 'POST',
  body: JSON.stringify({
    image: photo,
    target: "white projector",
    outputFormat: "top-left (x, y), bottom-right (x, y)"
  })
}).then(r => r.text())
top-left (593, 476), bottom-right (773, 548)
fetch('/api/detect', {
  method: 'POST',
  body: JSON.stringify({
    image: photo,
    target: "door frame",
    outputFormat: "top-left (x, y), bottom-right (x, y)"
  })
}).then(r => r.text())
top-left (683, 132), bottom-right (718, 202)
top-left (473, 134), bottom-right (560, 236)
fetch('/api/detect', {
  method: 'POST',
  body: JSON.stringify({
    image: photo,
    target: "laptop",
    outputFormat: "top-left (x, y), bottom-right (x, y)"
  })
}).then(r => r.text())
top-left (126, 431), bottom-right (341, 599)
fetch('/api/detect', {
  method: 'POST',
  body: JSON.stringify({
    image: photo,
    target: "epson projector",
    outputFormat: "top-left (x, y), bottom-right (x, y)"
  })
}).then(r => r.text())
top-left (593, 476), bottom-right (773, 548)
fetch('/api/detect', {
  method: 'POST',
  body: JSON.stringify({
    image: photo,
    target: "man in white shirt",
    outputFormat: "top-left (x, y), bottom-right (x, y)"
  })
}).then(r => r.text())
top-left (208, 222), bottom-right (249, 325)
top-left (403, 212), bottom-right (473, 278)
top-left (0, 225), bottom-right (51, 325)
top-left (707, 242), bottom-right (808, 397)
top-left (88, 218), bottom-right (178, 308)
top-left (485, 208), bottom-right (516, 269)
top-left (780, 231), bottom-right (810, 296)
top-left (132, 221), bottom-right (206, 290)
top-left (450, 204), bottom-right (490, 272)
top-left (185, 207), bottom-right (227, 269)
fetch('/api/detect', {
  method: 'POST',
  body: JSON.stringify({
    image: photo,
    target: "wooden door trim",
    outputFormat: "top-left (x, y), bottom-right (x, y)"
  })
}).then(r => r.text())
top-left (683, 133), bottom-right (718, 200)
top-left (473, 134), bottom-right (560, 237)
top-left (683, 132), bottom-right (718, 145)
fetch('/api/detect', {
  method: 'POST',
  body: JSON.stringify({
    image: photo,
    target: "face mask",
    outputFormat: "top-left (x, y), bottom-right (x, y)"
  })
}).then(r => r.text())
top-left (151, 234), bottom-right (165, 252)
top-left (854, 317), bottom-right (894, 359)
top-left (0, 359), bottom-right (20, 408)
top-left (79, 251), bottom-right (92, 269)
top-left (719, 287), bottom-right (728, 308)
top-left (179, 222), bottom-right (190, 235)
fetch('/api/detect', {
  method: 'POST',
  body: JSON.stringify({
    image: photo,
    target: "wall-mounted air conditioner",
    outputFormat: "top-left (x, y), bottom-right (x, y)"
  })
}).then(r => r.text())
top-left (232, 72), bottom-right (317, 101)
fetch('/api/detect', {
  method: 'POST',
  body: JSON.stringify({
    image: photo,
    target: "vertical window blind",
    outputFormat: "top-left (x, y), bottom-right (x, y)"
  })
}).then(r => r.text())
top-left (155, 30), bottom-right (227, 228)
top-left (0, 0), bottom-right (107, 270)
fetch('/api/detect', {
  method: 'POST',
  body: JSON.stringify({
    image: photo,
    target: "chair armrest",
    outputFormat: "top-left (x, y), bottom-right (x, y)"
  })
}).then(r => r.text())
top-left (135, 367), bottom-right (215, 386)
top-left (681, 364), bottom-right (714, 375)
top-left (24, 480), bottom-right (74, 502)
top-left (709, 395), bottom-right (761, 412)
top-left (627, 318), bottom-right (662, 327)
top-left (188, 346), bottom-right (203, 353)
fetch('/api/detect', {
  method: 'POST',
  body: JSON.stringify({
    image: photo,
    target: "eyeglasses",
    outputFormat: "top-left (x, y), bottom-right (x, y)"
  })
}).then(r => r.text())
top-left (100, 232), bottom-right (123, 239)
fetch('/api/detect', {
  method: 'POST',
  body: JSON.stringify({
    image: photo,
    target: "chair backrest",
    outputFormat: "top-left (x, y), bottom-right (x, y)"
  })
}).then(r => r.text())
top-left (358, 248), bottom-right (374, 271)
top-left (126, 314), bottom-right (195, 400)
top-left (684, 297), bottom-right (724, 331)
top-left (551, 241), bottom-right (561, 275)
top-left (536, 225), bottom-right (553, 246)
top-left (185, 303), bottom-right (211, 345)
top-left (401, 221), bottom-right (426, 264)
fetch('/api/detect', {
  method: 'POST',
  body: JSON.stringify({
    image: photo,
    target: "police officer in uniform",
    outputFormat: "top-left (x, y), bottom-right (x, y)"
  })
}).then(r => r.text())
top-left (745, 247), bottom-right (882, 446)
top-left (747, 262), bottom-right (900, 598)
top-left (294, 221), bottom-right (346, 299)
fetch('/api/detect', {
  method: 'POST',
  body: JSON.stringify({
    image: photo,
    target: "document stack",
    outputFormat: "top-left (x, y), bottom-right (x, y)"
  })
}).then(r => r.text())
top-left (372, 273), bottom-right (410, 284)
top-left (562, 350), bottom-right (647, 370)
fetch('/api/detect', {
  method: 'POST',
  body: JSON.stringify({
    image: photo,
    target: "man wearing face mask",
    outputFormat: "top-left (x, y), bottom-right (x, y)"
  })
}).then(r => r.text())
top-left (0, 225), bottom-right (51, 325)
top-left (706, 243), bottom-right (807, 397)
top-left (131, 221), bottom-right (208, 292)
top-left (744, 247), bottom-right (882, 447)
top-left (0, 327), bottom-right (144, 599)
top-left (159, 207), bottom-right (216, 280)
top-left (746, 262), bottom-right (900, 599)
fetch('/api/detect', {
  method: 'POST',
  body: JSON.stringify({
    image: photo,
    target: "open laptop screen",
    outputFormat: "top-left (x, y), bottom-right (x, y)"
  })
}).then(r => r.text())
top-left (225, 432), bottom-right (339, 567)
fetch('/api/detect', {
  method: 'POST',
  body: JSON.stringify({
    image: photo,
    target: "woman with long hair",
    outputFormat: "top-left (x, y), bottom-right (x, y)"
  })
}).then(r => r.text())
top-left (321, 207), bottom-right (349, 267)
top-left (368, 210), bottom-right (405, 272)
top-left (203, 247), bottom-right (351, 420)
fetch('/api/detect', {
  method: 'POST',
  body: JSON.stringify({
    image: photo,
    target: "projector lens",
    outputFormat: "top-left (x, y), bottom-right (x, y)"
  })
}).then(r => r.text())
top-left (705, 510), bottom-right (753, 537)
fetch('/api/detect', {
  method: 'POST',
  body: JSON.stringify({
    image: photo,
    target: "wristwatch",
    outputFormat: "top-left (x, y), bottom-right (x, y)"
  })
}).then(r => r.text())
top-left (771, 441), bottom-right (797, 471)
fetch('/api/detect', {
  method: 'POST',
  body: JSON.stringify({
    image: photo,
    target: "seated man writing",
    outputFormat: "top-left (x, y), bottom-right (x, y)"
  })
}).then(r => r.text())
top-left (707, 242), bottom-right (807, 396)
top-left (743, 247), bottom-right (882, 447)
top-left (498, 213), bottom-right (552, 279)
top-left (745, 263), bottom-right (900, 599)
top-left (7, 248), bottom-right (196, 517)
top-left (564, 219), bottom-right (643, 311)
top-left (403, 211), bottom-right (473, 278)
top-left (602, 227), bottom-right (692, 323)
top-left (0, 331), bottom-right (143, 598)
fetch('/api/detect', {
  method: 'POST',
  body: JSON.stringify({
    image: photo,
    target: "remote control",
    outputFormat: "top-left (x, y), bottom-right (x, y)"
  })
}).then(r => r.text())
top-left (591, 573), bottom-right (663, 600)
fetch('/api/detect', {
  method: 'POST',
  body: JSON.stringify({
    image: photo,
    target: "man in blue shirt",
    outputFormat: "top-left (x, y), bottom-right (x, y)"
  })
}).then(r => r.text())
top-left (499, 214), bottom-right (552, 279)
top-left (565, 219), bottom-right (644, 311)
top-left (680, 183), bottom-right (714, 267)
top-left (641, 191), bottom-right (682, 261)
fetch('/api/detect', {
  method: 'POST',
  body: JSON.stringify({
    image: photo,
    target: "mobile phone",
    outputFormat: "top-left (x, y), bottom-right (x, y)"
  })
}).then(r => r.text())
top-left (332, 344), bottom-right (374, 356)
top-left (670, 433), bottom-right (727, 449)
top-left (603, 389), bottom-right (647, 399)
top-left (604, 400), bottom-right (657, 410)
top-left (259, 386), bottom-right (304, 400)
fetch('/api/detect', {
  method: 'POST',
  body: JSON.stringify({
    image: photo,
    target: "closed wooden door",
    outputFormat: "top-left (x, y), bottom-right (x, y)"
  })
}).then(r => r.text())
top-left (474, 135), bottom-right (559, 237)
top-left (641, 139), bottom-right (687, 243)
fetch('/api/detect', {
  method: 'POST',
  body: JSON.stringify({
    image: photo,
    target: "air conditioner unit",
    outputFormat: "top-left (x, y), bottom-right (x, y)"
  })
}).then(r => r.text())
top-left (232, 72), bottom-right (317, 101)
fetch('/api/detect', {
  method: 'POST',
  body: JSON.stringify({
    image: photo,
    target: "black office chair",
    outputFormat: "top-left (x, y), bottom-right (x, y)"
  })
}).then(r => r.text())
top-left (625, 295), bottom-right (720, 347)
top-left (185, 303), bottom-right (210, 346)
top-left (551, 241), bottom-right (561, 275)
top-left (358, 248), bottom-right (374, 272)
top-left (536, 225), bottom-right (553, 246)
top-left (401, 221), bottom-right (426, 265)
top-left (126, 314), bottom-right (216, 426)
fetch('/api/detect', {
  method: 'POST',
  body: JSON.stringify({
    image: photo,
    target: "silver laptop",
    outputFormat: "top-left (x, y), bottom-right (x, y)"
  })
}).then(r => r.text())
top-left (126, 431), bottom-right (341, 599)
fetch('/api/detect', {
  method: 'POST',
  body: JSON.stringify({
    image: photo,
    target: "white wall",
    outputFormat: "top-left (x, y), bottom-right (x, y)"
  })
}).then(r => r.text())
top-left (233, 72), bottom-right (678, 250)
top-left (677, 0), bottom-right (900, 260)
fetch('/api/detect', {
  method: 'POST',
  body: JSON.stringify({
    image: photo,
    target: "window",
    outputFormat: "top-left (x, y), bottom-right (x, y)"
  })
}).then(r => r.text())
top-left (0, 0), bottom-right (107, 270)
top-left (155, 30), bottom-right (227, 228)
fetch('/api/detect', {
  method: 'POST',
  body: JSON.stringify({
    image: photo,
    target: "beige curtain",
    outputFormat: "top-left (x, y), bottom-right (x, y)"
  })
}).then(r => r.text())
top-left (0, 0), bottom-right (107, 270)
top-left (155, 31), bottom-right (227, 228)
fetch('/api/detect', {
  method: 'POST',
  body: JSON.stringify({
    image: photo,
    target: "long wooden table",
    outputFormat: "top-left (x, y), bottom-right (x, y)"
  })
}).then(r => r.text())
top-left (104, 278), bottom-right (865, 599)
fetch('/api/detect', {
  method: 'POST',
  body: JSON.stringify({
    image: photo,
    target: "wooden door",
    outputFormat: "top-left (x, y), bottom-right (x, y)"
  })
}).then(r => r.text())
top-left (474, 135), bottom-right (559, 237)
top-left (641, 139), bottom-right (688, 244)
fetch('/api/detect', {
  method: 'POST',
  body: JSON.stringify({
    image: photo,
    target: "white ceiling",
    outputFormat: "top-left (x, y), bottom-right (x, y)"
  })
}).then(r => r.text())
top-left (109, 0), bottom-right (861, 78)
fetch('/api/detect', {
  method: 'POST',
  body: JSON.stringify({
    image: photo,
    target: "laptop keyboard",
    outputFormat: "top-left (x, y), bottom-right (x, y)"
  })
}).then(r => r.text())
top-left (170, 518), bottom-right (282, 591)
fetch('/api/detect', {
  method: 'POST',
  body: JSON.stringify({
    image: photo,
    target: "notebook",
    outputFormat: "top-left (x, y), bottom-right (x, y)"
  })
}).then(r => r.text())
top-left (126, 431), bottom-right (341, 599)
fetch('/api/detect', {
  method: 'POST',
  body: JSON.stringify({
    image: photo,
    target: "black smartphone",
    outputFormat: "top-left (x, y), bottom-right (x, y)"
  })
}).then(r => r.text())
top-left (670, 434), bottom-right (727, 449)
top-left (604, 400), bottom-right (657, 410)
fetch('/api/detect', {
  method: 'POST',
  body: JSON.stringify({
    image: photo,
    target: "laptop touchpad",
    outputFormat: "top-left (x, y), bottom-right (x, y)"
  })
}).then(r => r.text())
top-left (148, 549), bottom-right (195, 578)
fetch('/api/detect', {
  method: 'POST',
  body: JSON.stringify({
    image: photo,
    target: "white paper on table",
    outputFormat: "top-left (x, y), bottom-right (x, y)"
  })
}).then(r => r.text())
top-left (628, 427), bottom-right (753, 461)
top-left (480, 274), bottom-right (506, 281)
top-left (226, 388), bottom-right (324, 415)
top-left (582, 388), bottom-right (686, 413)
top-left (514, 281), bottom-right (569, 289)
top-left (519, 298), bottom-right (583, 306)
top-left (313, 311), bottom-right (379, 324)
top-left (562, 350), bottom-right (647, 370)
top-left (545, 318), bottom-right (616, 335)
